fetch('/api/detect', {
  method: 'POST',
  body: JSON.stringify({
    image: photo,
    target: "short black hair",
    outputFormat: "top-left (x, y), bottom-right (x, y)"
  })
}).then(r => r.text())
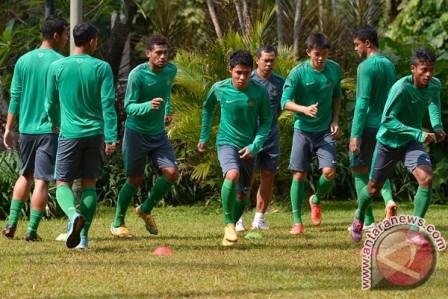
top-left (256, 45), bottom-right (277, 58)
top-left (41, 15), bottom-right (68, 40)
top-left (229, 50), bottom-right (253, 69)
top-left (145, 34), bottom-right (168, 50)
top-left (73, 23), bottom-right (98, 47)
top-left (353, 26), bottom-right (379, 48)
top-left (411, 48), bottom-right (436, 65)
top-left (306, 32), bottom-right (331, 50)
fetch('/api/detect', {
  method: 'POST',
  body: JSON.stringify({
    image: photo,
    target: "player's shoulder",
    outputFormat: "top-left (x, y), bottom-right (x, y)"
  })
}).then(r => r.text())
top-left (271, 72), bottom-right (285, 83)
top-left (326, 59), bottom-right (342, 71)
top-left (429, 77), bottom-right (442, 89)
top-left (164, 62), bottom-right (177, 73)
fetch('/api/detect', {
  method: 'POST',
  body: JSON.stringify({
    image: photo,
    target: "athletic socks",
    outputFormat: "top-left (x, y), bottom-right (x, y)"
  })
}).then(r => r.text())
top-left (232, 195), bottom-right (249, 224)
top-left (354, 173), bottom-right (374, 226)
top-left (290, 179), bottom-right (304, 224)
top-left (56, 184), bottom-right (78, 220)
top-left (313, 174), bottom-right (334, 204)
top-left (381, 179), bottom-right (393, 204)
top-left (356, 185), bottom-right (373, 221)
top-left (112, 181), bottom-right (137, 227)
top-left (27, 209), bottom-right (43, 233)
top-left (413, 186), bottom-right (431, 218)
top-left (140, 176), bottom-right (174, 214)
top-left (221, 179), bottom-right (236, 224)
top-left (80, 187), bottom-right (97, 238)
top-left (7, 199), bottom-right (24, 225)
top-left (253, 212), bottom-right (264, 223)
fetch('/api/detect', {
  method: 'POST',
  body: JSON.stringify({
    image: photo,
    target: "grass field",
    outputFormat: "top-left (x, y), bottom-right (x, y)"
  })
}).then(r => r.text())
top-left (0, 201), bottom-right (447, 298)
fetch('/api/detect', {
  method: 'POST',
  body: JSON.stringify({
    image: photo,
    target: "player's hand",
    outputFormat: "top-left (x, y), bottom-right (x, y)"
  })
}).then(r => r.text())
top-left (151, 98), bottom-right (164, 110)
top-left (238, 147), bottom-right (253, 160)
top-left (330, 121), bottom-right (340, 137)
top-left (105, 142), bottom-right (116, 156)
top-left (423, 132), bottom-right (436, 144)
top-left (164, 115), bottom-right (172, 126)
top-left (197, 142), bottom-right (207, 153)
top-left (350, 137), bottom-right (360, 154)
top-left (435, 130), bottom-right (447, 143)
top-left (302, 103), bottom-right (318, 117)
top-left (3, 129), bottom-right (15, 150)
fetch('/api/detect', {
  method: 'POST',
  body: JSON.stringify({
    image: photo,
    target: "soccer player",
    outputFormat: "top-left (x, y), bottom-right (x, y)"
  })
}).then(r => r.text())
top-left (349, 26), bottom-right (397, 232)
top-left (110, 34), bottom-right (178, 238)
top-left (46, 23), bottom-right (118, 249)
top-left (235, 45), bottom-right (284, 231)
top-left (281, 33), bottom-right (342, 235)
top-left (350, 48), bottom-right (446, 243)
top-left (198, 50), bottom-right (272, 246)
top-left (2, 16), bottom-right (68, 241)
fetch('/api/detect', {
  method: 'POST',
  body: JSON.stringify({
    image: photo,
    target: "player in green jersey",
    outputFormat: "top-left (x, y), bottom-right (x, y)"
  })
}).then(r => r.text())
top-left (110, 34), bottom-right (178, 238)
top-left (281, 33), bottom-right (342, 235)
top-left (2, 16), bottom-right (68, 241)
top-left (198, 50), bottom-right (272, 246)
top-left (46, 23), bottom-right (118, 249)
top-left (350, 48), bottom-right (446, 243)
top-left (349, 26), bottom-right (397, 233)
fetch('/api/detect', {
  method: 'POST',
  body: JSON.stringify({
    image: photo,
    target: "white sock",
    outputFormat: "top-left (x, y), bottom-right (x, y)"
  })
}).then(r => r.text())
top-left (253, 212), bottom-right (264, 223)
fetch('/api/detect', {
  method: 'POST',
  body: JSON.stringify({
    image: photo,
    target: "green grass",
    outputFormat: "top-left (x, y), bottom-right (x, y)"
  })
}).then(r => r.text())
top-left (1, 201), bottom-right (447, 298)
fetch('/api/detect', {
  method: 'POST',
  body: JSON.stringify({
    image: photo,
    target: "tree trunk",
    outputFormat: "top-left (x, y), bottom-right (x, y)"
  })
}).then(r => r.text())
top-left (234, 0), bottom-right (245, 34)
top-left (44, 0), bottom-right (54, 17)
top-left (318, 0), bottom-right (324, 31)
top-left (241, 0), bottom-right (252, 34)
top-left (276, 0), bottom-right (286, 47)
top-left (293, 0), bottom-right (302, 60)
top-left (207, 0), bottom-right (223, 39)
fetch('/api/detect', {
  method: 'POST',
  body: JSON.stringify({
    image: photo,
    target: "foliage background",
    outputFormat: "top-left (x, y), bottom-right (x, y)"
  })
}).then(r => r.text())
top-left (1, 0), bottom-right (448, 218)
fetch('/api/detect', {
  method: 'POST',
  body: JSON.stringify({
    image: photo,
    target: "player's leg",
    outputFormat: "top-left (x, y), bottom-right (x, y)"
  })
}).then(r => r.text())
top-left (3, 134), bottom-right (35, 238)
top-left (405, 142), bottom-right (433, 218)
top-left (26, 134), bottom-right (58, 241)
top-left (288, 129), bottom-right (311, 235)
top-left (111, 129), bottom-right (143, 237)
top-left (136, 133), bottom-right (178, 236)
top-left (311, 131), bottom-right (337, 226)
top-left (232, 157), bottom-right (255, 228)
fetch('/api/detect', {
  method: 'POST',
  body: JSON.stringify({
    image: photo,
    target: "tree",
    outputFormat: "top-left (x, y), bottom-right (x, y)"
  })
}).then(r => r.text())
top-left (293, 0), bottom-right (303, 59)
top-left (207, 0), bottom-right (222, 39)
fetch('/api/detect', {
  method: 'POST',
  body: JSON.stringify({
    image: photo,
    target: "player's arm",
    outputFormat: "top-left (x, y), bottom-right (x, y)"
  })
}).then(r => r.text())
top-left (351, 64), bottom-right (372, 139)
top-left (330, 66), bottom-right (343, 137)
top-left (281, 71), bottom-right (318, 117)
top-left (4, 62), bottom-right (22, 149)
top-left (124, 72), bottom-right (153, 116)
top-left (164, 73), bottom-right (176, 125)
top-left (382, 92), bottom-right (427, 143)
top-left (243, 89), bottom-right (273, 159)
top-left (428, 85), bottom-right (446, 142)
top-left (197, 85), bottom-right (218, 153)
top-left (100, 64), bottom-right (118, 151)
top-left (45, 63), bottom-right (61, 131)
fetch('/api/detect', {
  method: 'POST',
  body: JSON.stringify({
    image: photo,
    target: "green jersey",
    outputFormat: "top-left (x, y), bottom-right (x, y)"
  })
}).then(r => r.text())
top-left (377, 75), bottom-right (443, 148)
top-left (199, 78), bottom-right (272, 154)
top-left (9, 48), bottom-right (64, 134)
top-left (46, 54), bottom-right (117, 142)
top-left (351, 54), bottom-right (396, 138)
top-left (124, 62), bottom-right (176, 135)
top-left (281, 59), bottom-right (342, 132)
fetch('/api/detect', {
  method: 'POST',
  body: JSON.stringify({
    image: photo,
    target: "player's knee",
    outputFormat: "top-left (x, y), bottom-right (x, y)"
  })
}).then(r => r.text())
top-left (322, 168), bottom-right (336, 180)
top-left (367, 184), bottom-right (380, 198)
top-left (225, 169), bottom-right (239, 182)
top-left (419, 174), bottom-right (432, 188)
top-left (163, 168), bottom-right (179, 181)
top-left (292, 171), bottom-right (307, 181)
top-left (128, 177), bottom-right (143, 187)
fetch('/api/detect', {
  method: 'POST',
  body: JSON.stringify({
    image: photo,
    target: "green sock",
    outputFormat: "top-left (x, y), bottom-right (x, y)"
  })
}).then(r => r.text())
top-left (221, 179), bottom-right (236, 224)
top-left (80, 188), bottom-right (97, 238)
top-left (27, 209), bottom-right (44, 232)
top-left (413, 186), bottom-right (431, 218)
top-left (56, 184), bottom-right (78, 220)
top-left (381, 179), bottom-right (393, 204)
top-left (313, 175), bottom-right (334, 204)
top-left (112, 181), bottom-right (137, 227)
top-left (354, 173), bottom-right (374, 225)
top-left (7, 199), bottom-right (24, 225)
top-left (290, 179), bottom-right (304, 224)
top-left (356, 185), bottom-right (373, 222)
top-left (140, 176), bottom-right (174, 214)
top-left (232, 195), bottom-right (249, 224)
